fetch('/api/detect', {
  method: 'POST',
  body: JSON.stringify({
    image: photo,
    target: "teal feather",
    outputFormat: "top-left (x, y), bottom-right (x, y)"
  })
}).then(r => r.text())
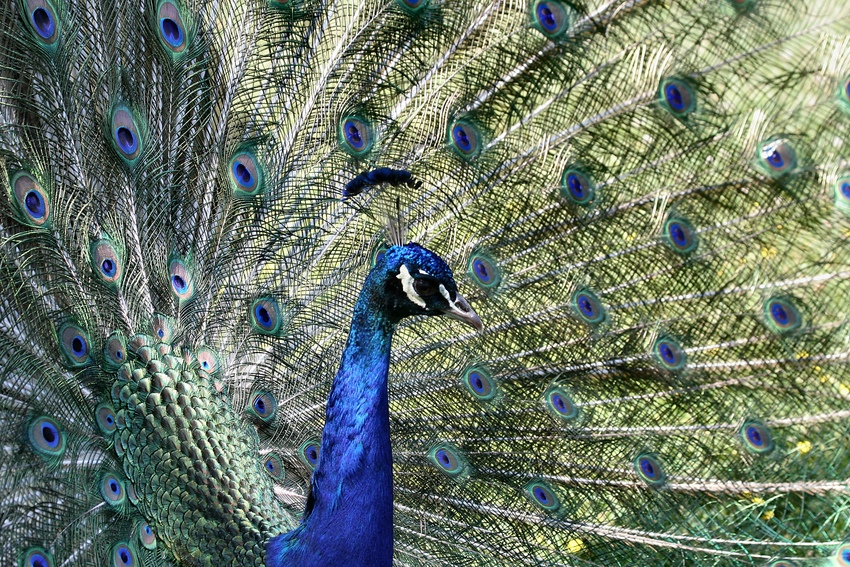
top-left (1, 0), bottom-right (850, 565)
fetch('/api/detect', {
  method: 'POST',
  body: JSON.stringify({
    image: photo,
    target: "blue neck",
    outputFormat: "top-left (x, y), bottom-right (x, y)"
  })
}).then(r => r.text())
top-left (267, 279), bottom-right (396, 567)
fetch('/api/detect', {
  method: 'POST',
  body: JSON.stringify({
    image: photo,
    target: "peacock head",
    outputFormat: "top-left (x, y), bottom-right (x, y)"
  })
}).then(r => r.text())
top-left (373, 243), bottom-right (483, 330)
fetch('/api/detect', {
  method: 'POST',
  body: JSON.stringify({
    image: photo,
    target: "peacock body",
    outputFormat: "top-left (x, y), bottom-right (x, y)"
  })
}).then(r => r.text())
top-left (1, 0), bottom-right (849, 564)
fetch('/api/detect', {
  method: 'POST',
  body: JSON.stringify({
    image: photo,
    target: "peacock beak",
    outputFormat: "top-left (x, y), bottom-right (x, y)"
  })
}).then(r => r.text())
top-left (440, 292), bottom-right (483, 331)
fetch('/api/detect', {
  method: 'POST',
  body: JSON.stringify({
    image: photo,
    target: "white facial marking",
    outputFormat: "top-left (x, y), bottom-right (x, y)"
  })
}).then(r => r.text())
top-left (439, 283), bottom-right (460, 312)
top-left (397, 265), bottom-right (426, 308)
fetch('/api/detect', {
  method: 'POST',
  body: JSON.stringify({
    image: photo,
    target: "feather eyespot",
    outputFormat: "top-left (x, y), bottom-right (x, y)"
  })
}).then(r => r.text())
top-left (531, 0), bottom-right (572, 39)
top-left (560, 168), bottom-right (595, 206)
top-left (763, 297), bottom-right (801, 333)
top-left (526, 481), bottom-right (560, 512)
top-left (572, 289), bottom-right (605, 324)
top-left (396, 0), bottom-right (429, 14)
top-left (112, 543), bottom-right (136, 567)
top-left (151, 314), bottom-right (174, 342)
top-left (663, 217), bottom-right (698, 254)
top-left (449, 121), bottom-right (482, 159)
top-left (91, 239), bottom-right (123, 285)
top-left (370, 242), bottom-right (388, 268)
top-left (96, 403), bottom-right (117, 434)
top-left (634, 453), bottom-right (665, 486)
top-left (110, 106), bottom-right (145, 164)
top-left (196, 347), bottom-right (219, 374)
top-left (157, 0), bottom-right (189, 54)
top-left (250, 298), bottom-right (284, 335)
top-left (740, 421), bottom-right (774, 454)
top-left (840, 77), bottom-right (850, 114)
top-left (248, 392), bottom-right (277, 422)
top-left (428, 443), bottom-right (468, 477)
top-left (545, 386), bottom-right (578, 420)
top-left (138, 522), bottom-right (157, 549)
top-left (339, 116), bottom-right (373, 156)
top-left (757, 138), bottom-right (797, 178)
top-left (462, 365), bottom-right (498, 402)
top-left (834, 544), bottom-right (850, 567)
top-left (653, 337), bottom-right (686, 371)
top-left (659, 78), bottom-right (696, 117)
top-left (58, 323), bottom-right (91, 367)
top-left (468, 251), bottom-right (501, 290)
top-left (834, 175), bottom-right (850, 214)
top-left (104, 332), bottom-right (127, 368)
top-left (22, 548), bottom-right (54, 567)
top-left (169, 258), bottom-right (194, 301)
top-left (11, 171), bottom-right (51, 227)
top-left (229, 151), bottom-right (264, 197)
top-left (28, 416), bottom-right (65, 457)
top-left (22, 0), bottom-right (60, 45)
top-left (264, 454), bottom-right (285, 480)
top-left (100, 473), bottom-right (126, 506)
top-left (300, 440), bottom-right (320, 469)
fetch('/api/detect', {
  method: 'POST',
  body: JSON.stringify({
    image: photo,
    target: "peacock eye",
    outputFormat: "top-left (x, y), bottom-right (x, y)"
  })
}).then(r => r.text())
top-left (413, 278), bottom-right (438, 297)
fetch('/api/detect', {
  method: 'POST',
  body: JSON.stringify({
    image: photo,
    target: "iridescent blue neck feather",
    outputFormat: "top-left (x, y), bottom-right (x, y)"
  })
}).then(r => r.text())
top-left (267, 269), bottom-right (397, 567)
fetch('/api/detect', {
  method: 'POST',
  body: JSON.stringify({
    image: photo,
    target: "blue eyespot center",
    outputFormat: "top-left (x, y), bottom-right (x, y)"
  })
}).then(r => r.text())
top-left (171, 274), bottom-right (187, 293)
top-left (771, 302), bottom-right (788, 325)
top-left (71, 335), bottom-right (86, 356)
top-left (453, 125), bottom-right (471, 151)
top-left (305, 444), bottom-right (319, 465)
top-left (233, 162), bottom-right (253, 187)
top-left (767, 150), bottom-right (784, 168)
top-left (101, 258), bottom-right (115, 276)
top-left (345, 122), bottom-right (363, 146)
top-left (665, 83), bottom-right (684, 111)
top-left (160, 17), bottom-right (183, 46)
top-left (116, 127), bottom-right (137, 154)
top-left (669, 222), bottom-right (686, 246)
top-left (641, 458), bottom-right (655, 477)
top-left (567, 173), bottom-right (585, 200)
top-left (25, 190), bottom-right (45, 217)
top-left (42, 423), bottom-right (58, 446)
top-left (537, 3), bottom-right (557, 30)
top-left (254, 398), bottom-right (266, 414)
top-left (157, 329), bottom-right (164, 338)
top-left (256, 305), bottom-right (271, 326)
top-left (746, 426), bottom-right (763, 446)
top-left (841, 182), bottom-right (850, 199)
top-left (117, 545), bottom-right (132, 565)
top-left (32, 7), bottom-right (55, 38)
top-left (144, 525), bottom-right (152, 536)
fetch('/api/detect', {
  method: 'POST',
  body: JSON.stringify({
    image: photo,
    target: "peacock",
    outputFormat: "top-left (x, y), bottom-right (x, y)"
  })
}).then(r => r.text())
top-left (1, 0), bottom-right (849, 563)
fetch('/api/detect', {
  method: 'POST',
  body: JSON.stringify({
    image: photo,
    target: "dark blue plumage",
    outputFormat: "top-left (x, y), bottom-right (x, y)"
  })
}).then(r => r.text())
top-left (267, 244), bottom-right (480, 566)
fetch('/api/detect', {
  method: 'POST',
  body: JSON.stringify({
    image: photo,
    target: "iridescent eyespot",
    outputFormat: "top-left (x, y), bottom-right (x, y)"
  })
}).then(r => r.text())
top-left (395, 0), bottom-right (429, 14)
top-left (229, 151), bottom-right (264, 197)
top-left (104, 332), bottom-right (126, 368)
top-left (467, 251), bottom-right (501, 290)
top-left (11, 171), bottom-right (51, 227)
top-left (428, 443), bottom-right (468, 477)
top-left (659, 78), bottom-right (696, 117)
top-left (151, 314), bottom-right (174, 342)
top-left (96, 403), bottom-right (117, 434)
top-left (157, 0), bottom-right (189, 54)
top-left (21, 548), bottom-right (54, 567)
top-left (560, 168), bottom-right (595, 206)
top-left (339, 116), bottom-right (373, 156)
top-left (531, 0), bottom-right (572, 39)
top-left (299, 440), bottom-right (320, 469)
top-left (526, 481), bottom-right (560, 512)
top-left (449, 120), bottom-right (482, 159)
top-left (545, 386), bottom-right (578, 420)
top-left (757, 138), bottom-right (797, 179)
top-left (58, 323), bottom-right (91, 367)
top-left (112, 543), bottom-right (136, 567)
top-left (91, 239), bottom-right (123, 285)
top-left (28, 416), bottom-right (65, 458)
top-left (100, 473), bottom-right (126, 506)
top-left (634, 453), bottom-right (665, 486)
top-left (833, 543), bottom-right (850, 567)
top-left (110, 106), bottom-right (145, 164)
top-left (196, 347), bottom-right (219, 374)
top-left (572, 289), bottom-right (605, 324)
top-left (370, 242), bottom-right (388, 268)
top-left (138, 522), bottom-right (157, 549)
top-left (462, 365), bottom-right (498, 402)
top-left (663, 217), bottom-right (698, 254)
top-left (834, 175), bottom-right (850, 215)
top-left (837, 76), bottom-right (850, 115)
top-left (264, 453), bottom-right (285, 480)
top-left (250, 297), bottom-right (284, 336)
top-left (740, 421), bottom-right (774, 454)
top-left (653, 337), bottom-right (686, 371)
top-left (763, 297), bottom-right (801, 334)
top-left (768, 561), bottom-right (797, 567)
top-left (169, 258), bottom-right (194, 301)
top-left (248, 391), bottom-right (277, 423)
top-left (22, 0), bottom-right (60, 45)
